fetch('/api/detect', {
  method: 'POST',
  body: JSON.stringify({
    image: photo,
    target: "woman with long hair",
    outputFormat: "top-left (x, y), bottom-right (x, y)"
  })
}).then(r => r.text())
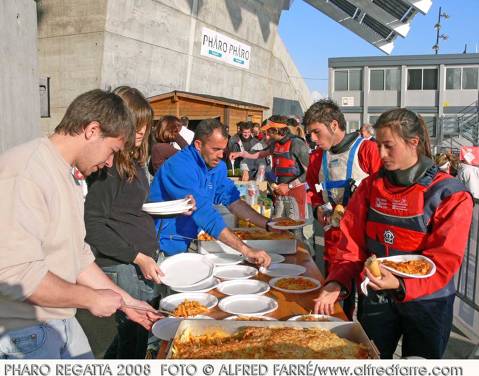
top-left (84, 86), bottom-right (162, 358)
top-left (149, 115), bottom-right (187, 175)
top-left (313, 108), bottom-right (473, 359)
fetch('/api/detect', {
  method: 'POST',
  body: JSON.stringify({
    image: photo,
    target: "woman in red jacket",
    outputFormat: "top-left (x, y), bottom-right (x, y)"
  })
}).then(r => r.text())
top-left (314, 108), bottom-right (473, 359)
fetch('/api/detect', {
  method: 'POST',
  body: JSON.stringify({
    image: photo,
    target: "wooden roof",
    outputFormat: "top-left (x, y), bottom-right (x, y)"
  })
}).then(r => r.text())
top-left (148, 90), bottom-right (269, 110)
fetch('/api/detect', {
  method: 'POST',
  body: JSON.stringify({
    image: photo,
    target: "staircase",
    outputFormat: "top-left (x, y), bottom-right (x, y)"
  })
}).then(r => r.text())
top-left (435, 100), bottom-right (479, 153)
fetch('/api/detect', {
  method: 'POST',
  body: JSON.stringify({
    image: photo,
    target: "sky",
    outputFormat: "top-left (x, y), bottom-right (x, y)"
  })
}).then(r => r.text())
top-left (278, 0), bottom-right (479, 98)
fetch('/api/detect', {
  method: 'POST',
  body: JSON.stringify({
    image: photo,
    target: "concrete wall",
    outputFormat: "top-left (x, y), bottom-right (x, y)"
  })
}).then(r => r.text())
top-left (38, 0), bottom-right (311, 132)
top-left (0, 0), bottom-right (40, 153)
top-left (37, 0), bottom-right (107, 133)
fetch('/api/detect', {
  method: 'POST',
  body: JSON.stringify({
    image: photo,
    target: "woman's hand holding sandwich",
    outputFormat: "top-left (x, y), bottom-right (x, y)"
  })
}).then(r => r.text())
top-left (364, 255), bottom-right (400, 291)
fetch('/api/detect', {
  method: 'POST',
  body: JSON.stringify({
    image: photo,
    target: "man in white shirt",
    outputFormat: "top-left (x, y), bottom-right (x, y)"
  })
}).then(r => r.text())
top-left (172, 116), bottom-right (194, 150)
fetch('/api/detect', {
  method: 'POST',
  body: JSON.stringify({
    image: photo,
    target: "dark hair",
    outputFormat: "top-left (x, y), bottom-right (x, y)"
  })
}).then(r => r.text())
top-left (269, 115), bottom-right (289, 125)
top-left (55, 89), bottom-right (135, 144)
top-left (287, 117), bottom-right (300, 127)
top-left (112, 86), bottom-right (153, 181)
top-left (267, 126), bottom-right (290, 137)
top-left (373, 108), bottom-right (432, 158)
top-left (239, 121), bottom-right (253, 131)
top-left (180, 116), bottom-right (189, 128)
top-left (193, 119), bottom-right (228, 142)
top-left (154, 115), bottom-right (181, 143)
top-left (303, 98), bottom-right (346, 131)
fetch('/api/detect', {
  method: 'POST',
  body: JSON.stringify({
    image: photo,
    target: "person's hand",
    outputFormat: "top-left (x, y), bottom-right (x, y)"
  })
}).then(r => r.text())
top-left (184, 194), bottom-right (196, 216)
top-left (364, 265), bottom-right (400, 291)
top-left (133, 252), bottom-right (164, 284)
top-left (274, 183), bottom-right (289, 196)
top-left (120, 298), bottom-right (163, 330)
top-left (87, 289), bottom-right (123, 317)
top-left (313, 282), bottom-right (342, 316)
top-left (242, 247), bottom-right (271, 268)
top-left (229, 152), bottom-right (243, 160)
top-left (316, 206), bottom-right (331, 227)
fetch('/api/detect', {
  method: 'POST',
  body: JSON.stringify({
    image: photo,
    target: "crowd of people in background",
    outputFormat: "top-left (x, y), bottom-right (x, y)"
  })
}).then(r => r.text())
top-left (0, 86), bottom-right (475, 360)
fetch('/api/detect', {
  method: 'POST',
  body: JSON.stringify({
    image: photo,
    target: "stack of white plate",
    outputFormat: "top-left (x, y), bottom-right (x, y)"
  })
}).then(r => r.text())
top-left (216, 279), bottom-right (270, 296)
top-left (259, 263), bottom-right (306, 277)
top-left (218, 294), bottom-right (278, 316)
top-left (170, 276), bottom-right (220, 293)
top-left (159, 253), bottom-right (214, 289)
top-left (214, 265), bottom-right (258, 280)
top-left (142, 198), bottom-right (193, 216)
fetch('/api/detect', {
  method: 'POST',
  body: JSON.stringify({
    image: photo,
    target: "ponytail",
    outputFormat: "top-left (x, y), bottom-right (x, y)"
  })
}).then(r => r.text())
top-left (373, 108), bottom-right (432, 159)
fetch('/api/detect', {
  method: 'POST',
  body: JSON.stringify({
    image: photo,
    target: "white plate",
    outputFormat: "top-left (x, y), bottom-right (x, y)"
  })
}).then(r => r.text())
top-left (268, 253), bottom-right (285, 264)
top-left (268, 220), bottom-right (306, 230)
top-left (224, 315), bottom-right (276, 321)
top-left (159, 253), bottom-right (213, 287)
top-left (143, 204), bottom-right (193, 216)
top-left (378, 255), bottom-right (436, 279)
top-left (143, 198), bottom-right (190, 209)
top-left (171, 277), bottom-right (220, 293)
top-left (216, 279), bottom-right (270, 296)
top-left (260, 263), bottom-right (306, 277)
top-left (159, 293), bottom-right (218, 313)
top-left (152, 315), bottom-right (213, 341)
top-left (218, 294), bottom-right (278, 316)
top-left (214, 265), bottom-right (258, 280)
top-left (269, 276), bottom-right (321, 294)
top-left (288, 314), bottom-right (344, 322)
top-left (205, 253), bottom-right (244, 266)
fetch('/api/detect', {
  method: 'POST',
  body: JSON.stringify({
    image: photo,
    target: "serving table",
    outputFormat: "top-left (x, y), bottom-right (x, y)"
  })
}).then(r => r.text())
top-left (154, 243), bottom-right (346, 358)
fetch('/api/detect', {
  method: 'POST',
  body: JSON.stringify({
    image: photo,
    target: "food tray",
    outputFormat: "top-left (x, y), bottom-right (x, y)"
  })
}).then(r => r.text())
top-left (167, 319), bottom-right (379, 359)
top-left (198, 228), bottom-right (297, 255)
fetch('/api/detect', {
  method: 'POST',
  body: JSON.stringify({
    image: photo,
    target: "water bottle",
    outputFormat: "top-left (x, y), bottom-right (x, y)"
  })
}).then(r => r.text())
top-left (247, 182), bottom-right (258, 206)
top-left (256, 164), bottom-right (266, 183)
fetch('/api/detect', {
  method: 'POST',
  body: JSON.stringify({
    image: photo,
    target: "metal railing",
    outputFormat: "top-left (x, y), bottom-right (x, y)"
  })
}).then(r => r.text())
top-left (454, 198), bottom-right (479, 343)
top-left (435, 100), bottom-right (479, 147)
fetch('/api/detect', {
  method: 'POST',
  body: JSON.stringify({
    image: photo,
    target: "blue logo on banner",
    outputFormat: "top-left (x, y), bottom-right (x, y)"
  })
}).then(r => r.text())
top-left (209, 50), bottom-right (222, 57)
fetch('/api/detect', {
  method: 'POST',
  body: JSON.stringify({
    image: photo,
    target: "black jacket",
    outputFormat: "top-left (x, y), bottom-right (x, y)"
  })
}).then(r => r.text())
top-left (85, 163), bottom-right (158, 267)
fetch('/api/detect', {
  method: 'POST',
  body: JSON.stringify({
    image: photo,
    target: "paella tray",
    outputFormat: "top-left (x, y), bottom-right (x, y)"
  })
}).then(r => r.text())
top-left (167, 319), bottom-right (380, 359)
top-left (198, 228), bottom-right (297, 255)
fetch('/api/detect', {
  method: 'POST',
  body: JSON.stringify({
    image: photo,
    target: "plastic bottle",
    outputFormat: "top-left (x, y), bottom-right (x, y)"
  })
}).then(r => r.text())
top-left (256, 164), bottom-right (266, 183)
top-left (247, 182), bottom-right (258, 206)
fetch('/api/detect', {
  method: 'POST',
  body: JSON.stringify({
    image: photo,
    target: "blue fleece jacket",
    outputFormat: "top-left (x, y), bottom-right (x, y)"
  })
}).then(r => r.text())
top-left (148, 145), bottom-right (240, 255)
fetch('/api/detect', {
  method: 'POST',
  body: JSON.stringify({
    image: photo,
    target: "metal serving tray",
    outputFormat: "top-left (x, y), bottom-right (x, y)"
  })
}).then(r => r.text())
top-left (198, 228), bottom-right (297, 255)
top-left (167, 319), bottom-right (380, 359)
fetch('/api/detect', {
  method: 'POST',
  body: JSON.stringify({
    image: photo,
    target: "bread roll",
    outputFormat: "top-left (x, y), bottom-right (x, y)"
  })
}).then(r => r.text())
top-left (330, 204), bottom-right (345, 227)
top-left (365, 255), bottom-right (382, 278)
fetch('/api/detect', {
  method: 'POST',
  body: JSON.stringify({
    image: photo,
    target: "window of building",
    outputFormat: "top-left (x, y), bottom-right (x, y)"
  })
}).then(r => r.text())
top-left (407, 68), bottom-right (438, 90)
top-left (334, 69), bottom-right (362, 91)
top-left (348, 120), bottom-right (360, 132)
top-left (335, 70), bottom-right (348, 91)
top-left (370, 68), bottom-right (400, 91)
top-left (370, 70), bottom-right (384, 90)
top-left (369, 115), bottom-right (380, 124)
top-left (422, 115), bottom-right (437, 138)
top-left (463, 67), bottom-right (478, 89)
top-left (446, 68), bottom-right (461, 89)
top-left (349, 70), bottom-right (362, 90)
top-left (445, 67), bottom-right (479, 90)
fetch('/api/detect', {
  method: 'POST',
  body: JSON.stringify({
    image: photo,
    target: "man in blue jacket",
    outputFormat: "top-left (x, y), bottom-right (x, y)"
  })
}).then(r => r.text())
top-left (149, 119), bottom-right (271, 266)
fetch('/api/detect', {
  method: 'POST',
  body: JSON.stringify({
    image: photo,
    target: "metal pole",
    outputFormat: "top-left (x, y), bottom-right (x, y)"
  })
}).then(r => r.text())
top-left (435, 7), bottom-right (441, 55)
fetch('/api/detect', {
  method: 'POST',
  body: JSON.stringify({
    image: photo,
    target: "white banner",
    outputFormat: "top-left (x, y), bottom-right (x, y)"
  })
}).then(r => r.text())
top-left (200, 27), bottom-right (251, 69)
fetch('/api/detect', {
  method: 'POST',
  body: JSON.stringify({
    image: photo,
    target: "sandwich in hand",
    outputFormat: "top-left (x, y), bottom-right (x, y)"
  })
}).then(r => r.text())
top-left (365, 255), bottom-right (382, 279)
top-left (330, 204), bottom-right (345, 227)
